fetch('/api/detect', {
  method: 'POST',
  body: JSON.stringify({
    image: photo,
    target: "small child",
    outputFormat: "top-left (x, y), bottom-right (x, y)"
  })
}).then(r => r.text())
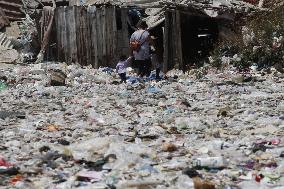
top-left (116, 55), bottom-right (132, 83)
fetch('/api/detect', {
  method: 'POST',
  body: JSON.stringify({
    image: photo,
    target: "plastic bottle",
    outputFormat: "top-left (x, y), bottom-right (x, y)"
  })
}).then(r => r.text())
top-left (192, 157), bottom-right (227, 169)
top-left (0, 82), bottom-right (7, 90)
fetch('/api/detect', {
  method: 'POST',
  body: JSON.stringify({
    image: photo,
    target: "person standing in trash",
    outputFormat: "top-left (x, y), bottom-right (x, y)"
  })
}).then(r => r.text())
top-left (116, 55), bottom-right (132, 83)
top-left (130, 20), bottom-right (153, 77)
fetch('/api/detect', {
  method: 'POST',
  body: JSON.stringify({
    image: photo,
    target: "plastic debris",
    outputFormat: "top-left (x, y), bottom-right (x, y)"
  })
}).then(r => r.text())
top-left (0, 61), bottom-right (283, 188)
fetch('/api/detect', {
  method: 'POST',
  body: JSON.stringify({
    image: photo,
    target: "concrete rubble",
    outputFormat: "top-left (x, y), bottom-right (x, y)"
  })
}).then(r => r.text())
top-left (0, 62), bottom-right (283, 189)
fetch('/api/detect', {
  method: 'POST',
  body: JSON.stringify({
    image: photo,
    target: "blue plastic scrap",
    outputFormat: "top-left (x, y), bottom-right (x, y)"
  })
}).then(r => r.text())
top-left (101, 67), bottom-right (114, 75)
top-left (147, 86), bottom-right (160, 94)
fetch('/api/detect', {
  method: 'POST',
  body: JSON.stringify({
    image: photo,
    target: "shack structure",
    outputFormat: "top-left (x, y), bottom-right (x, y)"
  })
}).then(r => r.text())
top-left (41, 5), bottom-right (130, 68)
top-left (40, 0), bottom-right (259, 71)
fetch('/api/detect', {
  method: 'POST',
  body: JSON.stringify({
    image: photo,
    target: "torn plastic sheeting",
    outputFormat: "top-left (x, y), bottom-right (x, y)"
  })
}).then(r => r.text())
top-left (0, 32), bottom-right (14, 49)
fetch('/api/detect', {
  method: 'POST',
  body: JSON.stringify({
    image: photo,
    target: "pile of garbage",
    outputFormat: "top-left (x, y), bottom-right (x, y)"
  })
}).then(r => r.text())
top-left (210, 3), bottom-right (284, 72)
top-left (0, 62), bottom-right (283, 189)
top-left (0, 5), bottom-right (38, 65)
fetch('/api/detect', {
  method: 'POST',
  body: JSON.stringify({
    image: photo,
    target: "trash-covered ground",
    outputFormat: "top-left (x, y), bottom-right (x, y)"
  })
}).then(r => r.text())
top-left (0, 62), bottom-right (283, 189)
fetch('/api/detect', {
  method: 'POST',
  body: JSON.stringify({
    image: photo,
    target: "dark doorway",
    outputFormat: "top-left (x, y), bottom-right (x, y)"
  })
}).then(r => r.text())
top-left (180, 13), bottom-right (219, 69)
top-left (149, 22), bottom-right (164, 65)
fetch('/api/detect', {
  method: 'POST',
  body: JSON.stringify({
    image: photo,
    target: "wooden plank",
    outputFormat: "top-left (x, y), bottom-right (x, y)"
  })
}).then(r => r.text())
top-left (163, 10), bottom-right (169, 73)
top-left (173, 11), bottom-right (177, 69)
top-left (105, 7), bottom-right (110, 67)
top-left (70, 6), bottom-right (77, 63)
top-left (108, 6), bottom-right (114, 67)
top-left (85, 7), bottom-right (91, 66)
top-left (111, 6), bottom-right (117, 56)
top-left (91, 8), bottom-right (98, 68)
top-left (65, 7), bottom-right (72, 63)
top-left (87, 9), bottom-right (92, 66)
top-left (79, 7), bottom-right (85, 65)
top-left (55, 7), bottom-right (60, 61)
top-left (81, 7), bottom-right (89, 66)
top-left (96, 8), bottom-right (100, 68)
top-left (57, 7), bottom-right (65, 62)
top-left (97, 7), bottom-right (103, 67)
top-left (170, 11), bottom-right (175, 70)
top-left (87, 9), bottom-right (93, 66)
top-left (121, 8), bottom-right (129, 56)
top-left (75, 7), bottom-right (82, 65)
top-left (116, 9), bottom-right (123, 57)
top-left (101, 6), bottom-right (107, 66)
top-left (176, 10), bottom-right (183, 70)
top-left (111, 6), bottom-right (117, 67)
top-left (63, 7), bottom-right (68, 63)
top-left (77, 7), bottom-right (85, 66)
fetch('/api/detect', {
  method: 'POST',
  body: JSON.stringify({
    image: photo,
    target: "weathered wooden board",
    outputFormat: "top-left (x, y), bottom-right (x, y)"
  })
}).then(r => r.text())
top-left (44, 6), bottom-right (129, 68)
top-left (164, 9), bottom-right (183, 72)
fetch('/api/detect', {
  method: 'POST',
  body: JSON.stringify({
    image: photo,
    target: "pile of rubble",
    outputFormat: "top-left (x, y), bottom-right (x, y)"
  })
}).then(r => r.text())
top-left (0, 62), bottom-right (283, 189)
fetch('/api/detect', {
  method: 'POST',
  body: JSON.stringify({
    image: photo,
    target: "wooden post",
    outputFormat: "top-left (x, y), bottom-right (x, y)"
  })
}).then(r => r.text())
top-left (36, 0), bottom-right (56, 63)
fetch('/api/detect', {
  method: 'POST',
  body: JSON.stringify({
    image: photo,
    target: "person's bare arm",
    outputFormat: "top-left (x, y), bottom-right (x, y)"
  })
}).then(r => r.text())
top-left (147, 36), bottom-right (154, 46)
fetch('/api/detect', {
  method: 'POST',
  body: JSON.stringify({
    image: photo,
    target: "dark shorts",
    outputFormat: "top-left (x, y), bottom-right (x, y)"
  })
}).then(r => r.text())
top-left (133, 59), bottom-right (151, 77)
top-left (119, 73), bottom-right (127, 83)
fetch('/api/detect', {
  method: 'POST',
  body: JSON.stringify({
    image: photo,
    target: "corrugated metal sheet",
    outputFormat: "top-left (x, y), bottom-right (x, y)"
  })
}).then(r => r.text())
top-left (0, 32), bottom-right (14, 49)
top-left (0, 0), bottom-right (25, 21)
